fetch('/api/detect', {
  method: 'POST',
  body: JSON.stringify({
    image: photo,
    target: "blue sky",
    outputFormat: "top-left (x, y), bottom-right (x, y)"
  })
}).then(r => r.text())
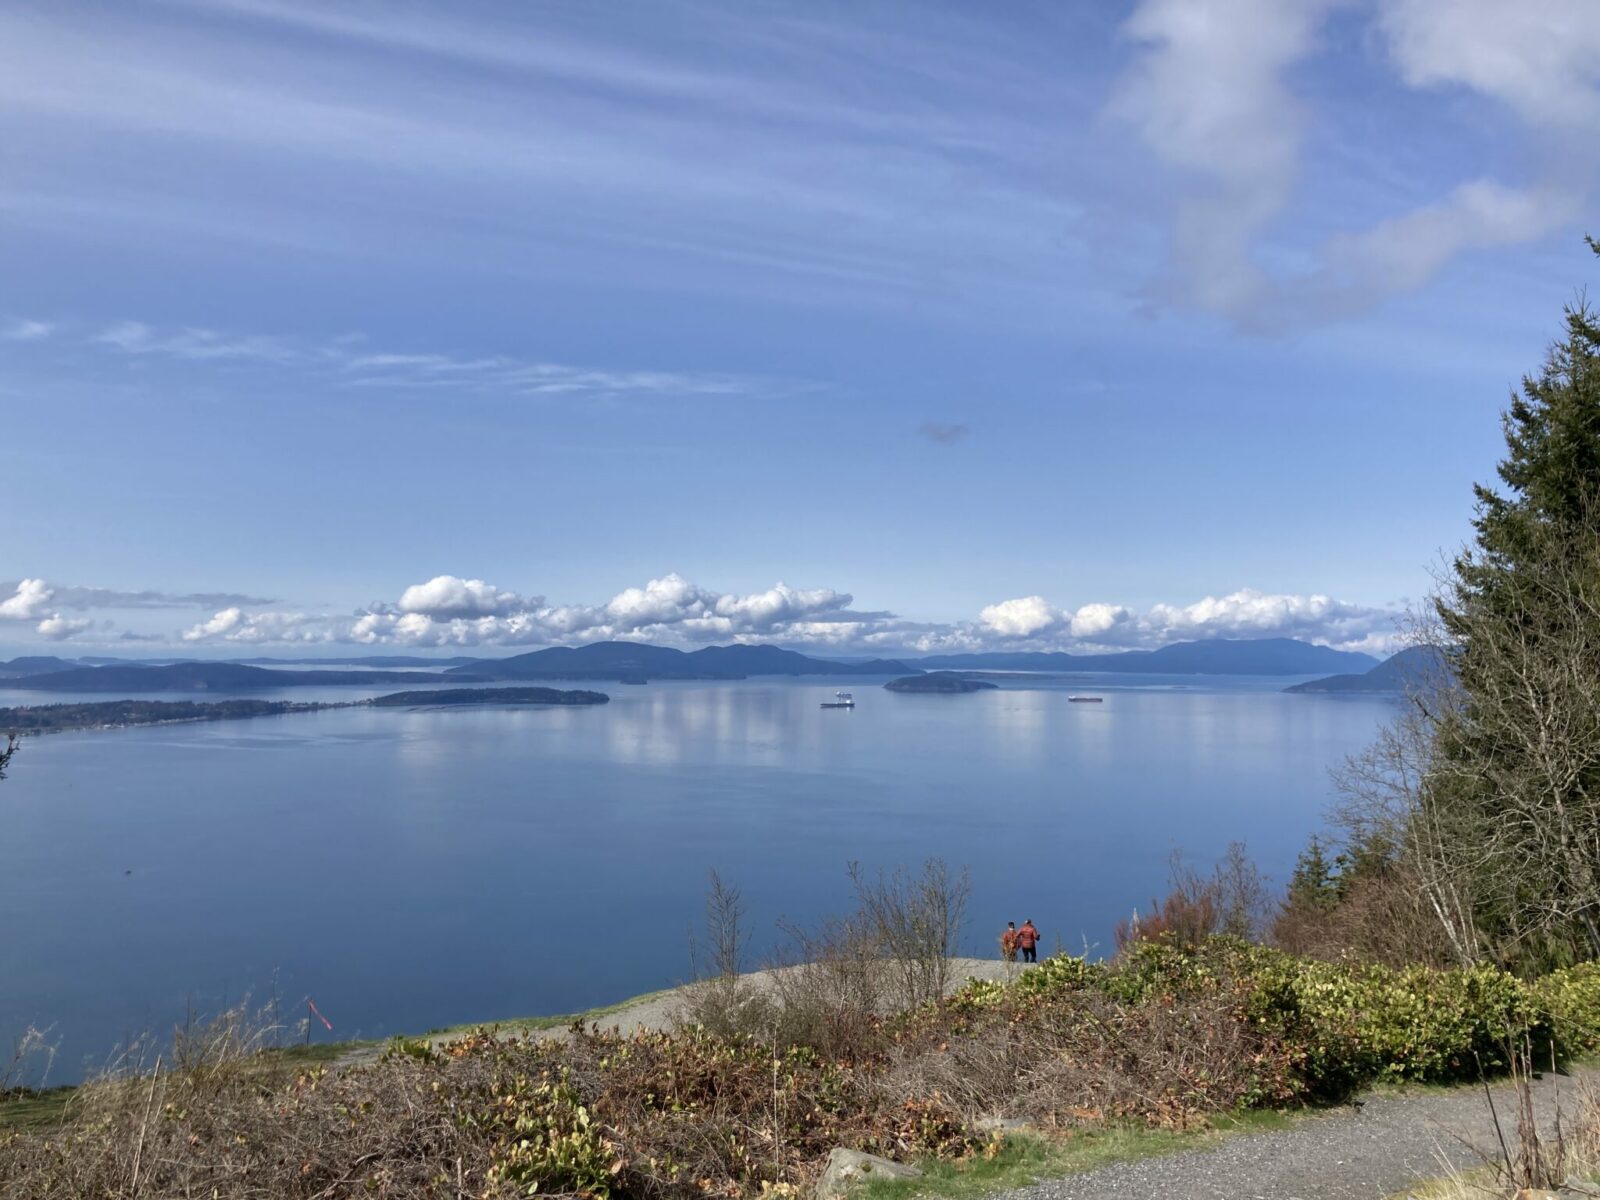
top-left (3, 0), bottom-right (1598, 657)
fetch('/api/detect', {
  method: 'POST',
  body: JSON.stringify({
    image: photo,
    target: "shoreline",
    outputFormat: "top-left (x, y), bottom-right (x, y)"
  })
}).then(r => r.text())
top-left (0, 688), bottom-right (608, 736)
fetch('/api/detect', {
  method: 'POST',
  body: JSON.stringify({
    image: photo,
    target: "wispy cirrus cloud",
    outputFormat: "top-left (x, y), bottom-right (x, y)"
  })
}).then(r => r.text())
top-left (35, 320), bottom-right (778, 402)
top-left (0, 581), bottom-right (276, 611)
top-left (3, 319), bottom-right (54, 341)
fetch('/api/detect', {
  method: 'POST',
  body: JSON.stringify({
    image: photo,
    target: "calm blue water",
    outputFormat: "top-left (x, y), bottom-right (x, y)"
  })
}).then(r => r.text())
top-left (0, 675), bottom-right (1391, 1082)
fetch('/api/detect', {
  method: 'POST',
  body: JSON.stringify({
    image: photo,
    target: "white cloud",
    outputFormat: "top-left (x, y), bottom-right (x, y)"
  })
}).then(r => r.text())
top-left (980, 596), bottom-right (1064, 638)
top-left (1113, 0), bottom-right (1330, 319)
top-left (181, 607), bottom-right (326, 643)
top-left (3, 319), bottom-right (54, 341)
top-left (711, 582), bottom-right (851, 629)
top-left (1378, 0), bottom-right (1600, 129)
top-left (961, 588), bottom-right (1394, 654)
top-left (36, 615), bottom-right (92, 641)
top-left (1114, 0), bottom-right (1600, 329)
top-left (398, 575), bottom-right (534, 619)
top-left (1139, 588), bottom-right (1385, 647)
top-left (0, 579), bottom-right (55, 620)
top-left (1069, 602), bottom-right (1134, 639)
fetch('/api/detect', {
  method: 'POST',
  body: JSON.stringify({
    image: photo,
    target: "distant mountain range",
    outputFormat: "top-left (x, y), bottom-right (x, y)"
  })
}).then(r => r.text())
top-left (0, 655), bottom-right (83, 678)
top-left (444, 641), bottom-right (915, 682)
top-left (235, 655), bottom-right (485, 669)
top-left (916, 638), bottom-right (1379, 676)
top-left (1283, 645), bottom-right (1451, 694)
top-left (0, 636), bottom-right (1388, 691)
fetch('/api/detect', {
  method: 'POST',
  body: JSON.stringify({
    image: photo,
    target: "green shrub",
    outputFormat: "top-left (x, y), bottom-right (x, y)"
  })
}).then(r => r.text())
top-left (1013, 954), bottom-right (1099, 997)
top-left (1532, 961), bottom-right (1600, 1055)
top-left (478, 1070), bottom-right (620, 1198)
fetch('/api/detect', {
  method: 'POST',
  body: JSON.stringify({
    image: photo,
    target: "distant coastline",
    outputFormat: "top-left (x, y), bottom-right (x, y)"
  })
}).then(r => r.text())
top-left (0, 687), bottom-right (609, 735)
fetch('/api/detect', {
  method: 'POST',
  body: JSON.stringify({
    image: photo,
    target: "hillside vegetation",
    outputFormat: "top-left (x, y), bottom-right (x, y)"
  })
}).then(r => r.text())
top-left (7, 938), bottom-right (1600, 1199)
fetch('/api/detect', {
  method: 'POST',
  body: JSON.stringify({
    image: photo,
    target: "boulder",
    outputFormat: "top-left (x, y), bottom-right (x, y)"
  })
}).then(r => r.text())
top-left (814, 1149), bottom-right (921, 1200)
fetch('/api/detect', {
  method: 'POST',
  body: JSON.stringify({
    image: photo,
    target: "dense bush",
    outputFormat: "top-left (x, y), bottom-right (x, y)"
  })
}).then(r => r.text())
top-left (949, 939), bottom-right (1599, 1104)
top-left (1532, 962), bottom-right (1600, 1056)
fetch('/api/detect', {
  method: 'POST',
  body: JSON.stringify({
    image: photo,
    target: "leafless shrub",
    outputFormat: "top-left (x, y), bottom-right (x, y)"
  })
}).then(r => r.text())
top-left (1115, 843), bottom-right (1272, 953)
top-left (883, 985), bottom-right (1285, 1130)
top-left (679, 860), bottom-right (971, 1059)
top-left (765, 911), bottom-right (893, 1060)
top-left (1271, 859), bottom-right (1458, 967)
top-left (848, 857), bottom-right (970, 1009)
top-left (1463, 1035), bottom-right (1573, 1196)
top-left (679, 870), bottom-right (776, 1038)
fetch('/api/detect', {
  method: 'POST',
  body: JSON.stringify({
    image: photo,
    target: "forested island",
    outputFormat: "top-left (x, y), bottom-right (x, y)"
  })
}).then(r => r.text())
top-left (0, 687), bottom-right (610, 734)
top-left (369, 687), bottom-right (610, 707)
top-left (883, 672), bottom-right (997, 694)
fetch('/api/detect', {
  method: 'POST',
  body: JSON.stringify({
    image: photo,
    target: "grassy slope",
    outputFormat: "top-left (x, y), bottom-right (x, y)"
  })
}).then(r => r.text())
top-left (0, 985), bottom-right (683, 1131)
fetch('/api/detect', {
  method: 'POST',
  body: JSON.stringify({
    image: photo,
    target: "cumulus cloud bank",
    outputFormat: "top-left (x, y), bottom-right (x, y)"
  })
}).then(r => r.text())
top-left (0, 579), bottom-right (102, 642)
top-left (0, 579), bottom-right (54, 621)
top-left (309, 574), bottom-right (859, 649)
top-left (2, 573), bottom-right (1400, 656)
top-left (166, 574), bottom-right (1398, 655)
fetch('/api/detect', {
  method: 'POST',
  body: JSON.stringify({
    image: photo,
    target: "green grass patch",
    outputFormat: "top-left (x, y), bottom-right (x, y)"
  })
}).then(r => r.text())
top-left (859, 1110), bottom-right (1315, 1200)
top-left (261, 1040), bottom-right (373, 1065)
top-left (0, 1087), bottom-right (75, 1130)
top-left (858, 1129), bottom-right (1199, 1200)
top-left (1208, 1106), bottom-right (1303, 1134)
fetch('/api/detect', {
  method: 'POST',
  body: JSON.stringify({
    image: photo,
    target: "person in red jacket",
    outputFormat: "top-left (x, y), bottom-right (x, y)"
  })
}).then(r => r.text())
top-left (1016, 919), bottom-right (1039, 963)
top-left (999, 921), bottom-right (1018, 962)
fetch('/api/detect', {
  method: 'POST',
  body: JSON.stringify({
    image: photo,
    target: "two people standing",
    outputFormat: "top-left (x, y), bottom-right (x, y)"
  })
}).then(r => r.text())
top-left (999, 919), bottom-right (1040, 963)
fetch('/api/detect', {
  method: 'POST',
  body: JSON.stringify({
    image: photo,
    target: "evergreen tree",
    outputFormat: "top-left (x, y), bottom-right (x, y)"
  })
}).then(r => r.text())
top-left (1285, 836), bottom-right (1338, 914)
top-left (1431, 238), bottom-right (1600, 964)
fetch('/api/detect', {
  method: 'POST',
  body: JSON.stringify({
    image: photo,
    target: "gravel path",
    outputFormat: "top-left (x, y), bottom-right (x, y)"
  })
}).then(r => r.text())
top-left (1003, 1070), bottom-right (1595, 1200)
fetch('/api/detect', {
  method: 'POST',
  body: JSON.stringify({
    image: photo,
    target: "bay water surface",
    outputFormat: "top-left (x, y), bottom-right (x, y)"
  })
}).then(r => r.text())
top-left (0, 674), bottom-right (1392, 1081)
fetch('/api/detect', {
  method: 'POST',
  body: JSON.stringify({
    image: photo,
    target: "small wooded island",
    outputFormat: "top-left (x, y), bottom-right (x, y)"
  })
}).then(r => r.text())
top-left (883, 672), bottom-right (997, 694)
top-left (0, 687), bottom-right (609, 734)
top-left (370, 687), bottom-right (610, 707)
